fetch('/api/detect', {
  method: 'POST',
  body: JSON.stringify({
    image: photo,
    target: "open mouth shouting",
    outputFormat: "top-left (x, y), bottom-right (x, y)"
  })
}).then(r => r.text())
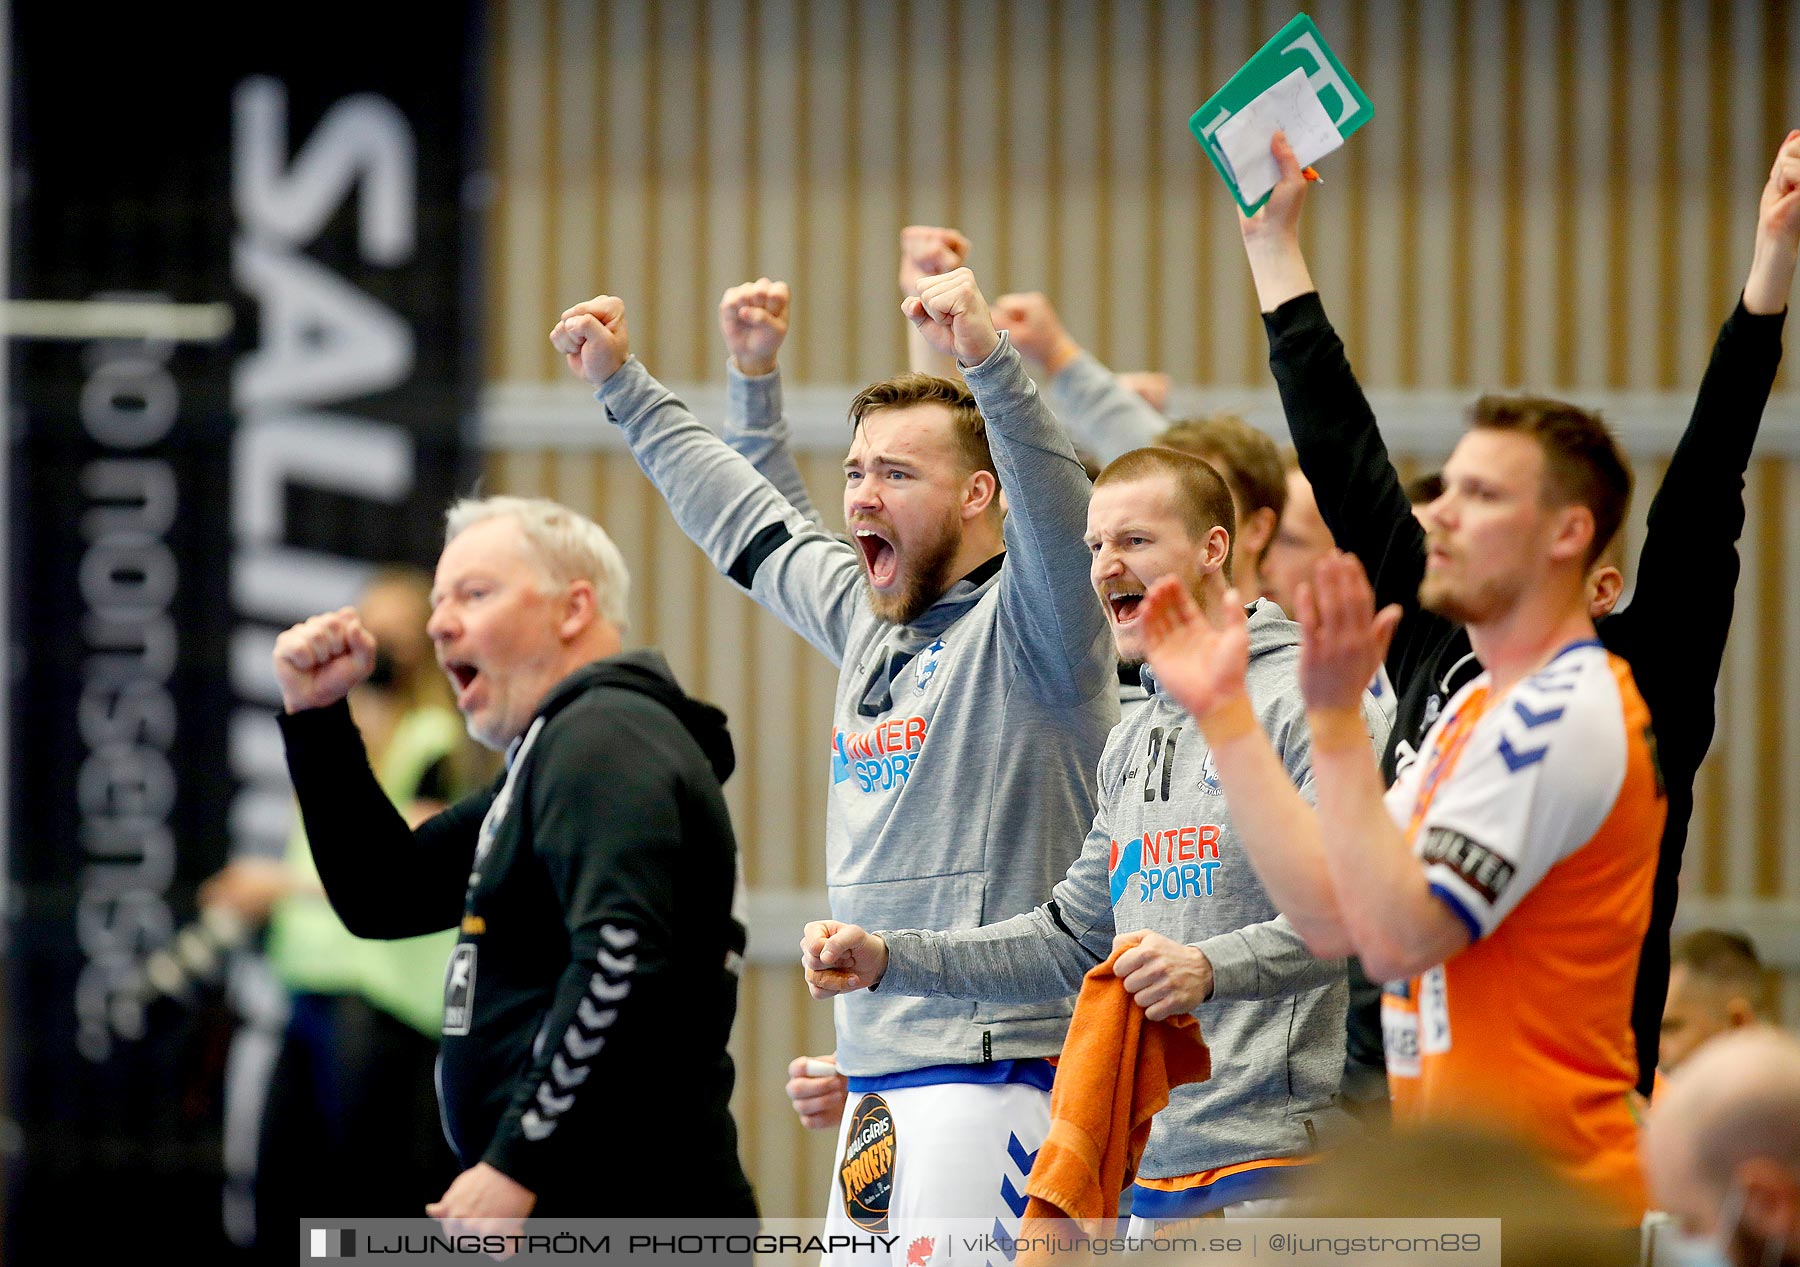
top-left (443, 658), bottom-right (482, 709)
top-left (1104, 588), bottom-right (1146, 630)
top-left (854, 525), bottom-right (899, 590)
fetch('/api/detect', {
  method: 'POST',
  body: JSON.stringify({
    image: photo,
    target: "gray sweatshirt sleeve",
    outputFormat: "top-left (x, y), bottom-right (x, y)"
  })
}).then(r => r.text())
top-left (1046, 351), bottom-right (1165, 463)
top-left (600, 357), bottom-right (861, 664)
top-left (721, 360), bottom-right (823, 525)
top-left (876, 906), bottom-right (1098, 1004)
top-left (878, 749), bottom-right (1122, 1002)
top-left (959, 335), bottom-right (1117, 709)
top-left (1198, 912), bottom-right (1345, 1002)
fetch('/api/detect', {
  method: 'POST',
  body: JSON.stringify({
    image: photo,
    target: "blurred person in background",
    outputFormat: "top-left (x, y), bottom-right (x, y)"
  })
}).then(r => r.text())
top-left (1645, 1027), bottom-right (1800, 1267)
top-left (1258, 454), bottom-right (1336, 620)
top-left (203, 567), bottom-right (488, 1256)
top-left (1661, 929), bottom-right (1773, 1076)
top-left (1154, 415), bottom-right (1286, 606)
top-left (1298, 1122), bottom-right (1638, 1266)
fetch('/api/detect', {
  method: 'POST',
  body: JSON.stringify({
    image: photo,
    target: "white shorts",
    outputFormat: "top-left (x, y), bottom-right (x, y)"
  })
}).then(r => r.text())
top-left (822, 1073), bottom-right (1052, 1266)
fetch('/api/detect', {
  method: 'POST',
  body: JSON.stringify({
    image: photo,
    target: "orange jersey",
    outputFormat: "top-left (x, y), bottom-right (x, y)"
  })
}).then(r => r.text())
top-left (1380, 641), bottom-right (1665, 1218)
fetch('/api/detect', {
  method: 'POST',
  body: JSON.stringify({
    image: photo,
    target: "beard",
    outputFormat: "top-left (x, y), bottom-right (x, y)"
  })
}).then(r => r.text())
top-left (1418, 568), bottom-right (1518, 626)
top-left (462, 710), bottom-right (508, 753)
top-left (865, 518), bottom-right (964, 626)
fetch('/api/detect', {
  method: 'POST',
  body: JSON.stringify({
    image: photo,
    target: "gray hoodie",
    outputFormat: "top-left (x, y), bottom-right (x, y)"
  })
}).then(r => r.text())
top-left (599, 335), bottom-right (1118, 1076)
top-left (879, 600), bottom-right (1386, 1179)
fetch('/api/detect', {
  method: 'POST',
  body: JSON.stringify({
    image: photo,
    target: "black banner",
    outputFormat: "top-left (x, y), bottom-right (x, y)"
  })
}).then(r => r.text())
top-left (7, 8), bottom-right (479, 1253)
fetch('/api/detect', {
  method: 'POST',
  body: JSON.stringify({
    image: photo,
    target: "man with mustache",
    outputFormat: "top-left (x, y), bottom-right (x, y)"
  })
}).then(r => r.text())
top-left (551, 269), bottom-right (1115, 1250)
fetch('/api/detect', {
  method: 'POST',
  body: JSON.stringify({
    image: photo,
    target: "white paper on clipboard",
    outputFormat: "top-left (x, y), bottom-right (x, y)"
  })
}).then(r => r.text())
top-left (1213, 67), bottom-right (1345, 205)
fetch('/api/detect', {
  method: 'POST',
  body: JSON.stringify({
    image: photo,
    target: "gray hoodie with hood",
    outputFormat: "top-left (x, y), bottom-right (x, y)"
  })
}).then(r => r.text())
top-left (598, 335), bottom-right (1118, 1076)
top-left (878, 600), bottom-right (1384, 1180)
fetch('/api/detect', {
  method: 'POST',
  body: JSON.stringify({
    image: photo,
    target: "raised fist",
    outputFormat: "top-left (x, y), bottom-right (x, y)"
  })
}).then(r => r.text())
top-left (1747, 129), bottom-right (1800, 315)
top-left (1759, 129), bottom-right (1800, 249)
top-left (718, 278), bottom-right (790, 377)
top-left (990, 291), bottom-right (1080, 376)
top-left (550, 295), bottom-right (630, 386)
top-left (901, 268), bottom-right (1001, 367)
top-left (273, 607), bottom-right (378, 714)
top-left (898, 225), bottom-right (971, 298)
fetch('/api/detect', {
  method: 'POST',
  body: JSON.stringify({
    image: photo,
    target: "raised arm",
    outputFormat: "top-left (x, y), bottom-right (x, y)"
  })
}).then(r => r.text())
top-left (718, 277), bottom-right (821, 523)
top-left (552, 295), bottom-right (862, 664)
top-left (992, 290), bottom-right (1164, 462)
top-left (1616, 130), bottom-right (1798, 778)
top-left (1241, 134), bottom-right (1436, 681)
top-left (905, 269), bottom-right (1116, 707)
top-left (900, 225), bottom-right (970, 380)
top-left (273, 608), bottom-right (489, 938)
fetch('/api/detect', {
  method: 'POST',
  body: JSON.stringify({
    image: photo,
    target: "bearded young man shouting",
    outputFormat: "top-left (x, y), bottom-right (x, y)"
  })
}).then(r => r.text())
top-left (552, 269), bottom-right (1115, 1252)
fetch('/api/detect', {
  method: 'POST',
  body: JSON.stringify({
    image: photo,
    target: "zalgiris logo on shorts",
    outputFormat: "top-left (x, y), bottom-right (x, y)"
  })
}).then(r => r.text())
top-left (838, 1093), bottom-right (897, 1231)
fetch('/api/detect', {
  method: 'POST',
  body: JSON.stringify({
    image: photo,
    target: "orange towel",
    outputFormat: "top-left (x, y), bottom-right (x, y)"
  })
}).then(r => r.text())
top-left (1020, 946), bottom-right (1213, 1235)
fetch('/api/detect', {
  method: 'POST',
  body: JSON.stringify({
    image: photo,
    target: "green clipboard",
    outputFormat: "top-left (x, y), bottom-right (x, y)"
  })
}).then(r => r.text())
top-left (1188, 13), bottom-right (1374, 216)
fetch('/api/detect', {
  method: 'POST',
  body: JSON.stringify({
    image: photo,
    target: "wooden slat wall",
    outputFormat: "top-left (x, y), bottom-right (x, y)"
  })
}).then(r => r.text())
top-left (481, 0), bottom-right (1800, 1216)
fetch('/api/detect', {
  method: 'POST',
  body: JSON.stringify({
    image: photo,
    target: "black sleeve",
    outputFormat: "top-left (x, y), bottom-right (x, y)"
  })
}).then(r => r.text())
top-left (479, 694), bottom-right (695, 1192)
top-left (1263, 292), bottom-right (1454, 692)
top-left (1605, 299), bottom-right (1786, 781)
top-left (278, 700), bottom-right (493, 939)
top-left (412, 754), bottom-right (453, 804)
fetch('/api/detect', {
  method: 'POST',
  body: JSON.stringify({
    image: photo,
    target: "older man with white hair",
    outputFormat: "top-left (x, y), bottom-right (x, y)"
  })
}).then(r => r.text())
top-left (1644, 1027), bottom-right (1800, 1266)
top-left (271, 495), bottom-right (757, 1229)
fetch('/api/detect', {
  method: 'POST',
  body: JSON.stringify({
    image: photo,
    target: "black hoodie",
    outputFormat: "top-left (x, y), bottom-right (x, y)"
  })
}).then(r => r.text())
top-left (280, 649), bottom-right (756, 1217)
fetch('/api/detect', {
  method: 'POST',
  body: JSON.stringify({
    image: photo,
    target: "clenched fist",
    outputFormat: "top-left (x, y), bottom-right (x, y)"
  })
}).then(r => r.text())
top-left (990, 291), bottom-right (1081, 377)
top-left (898, 225), bottom-right (971, 298)
top-left (718, 278), bottom-right (790, 377)
top-left (550, 295), bottom-right (631, 387)
top-left (273, 607), bottom-right (378, 714)
top-left (901, 268), bottom-right (1001, 367)
top-left (800, 920), bottom-right (888, 998)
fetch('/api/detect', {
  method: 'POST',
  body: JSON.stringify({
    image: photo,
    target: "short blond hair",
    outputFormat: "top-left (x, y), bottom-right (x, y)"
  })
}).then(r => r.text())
top-left (444, 495), bottom-right (632, 634)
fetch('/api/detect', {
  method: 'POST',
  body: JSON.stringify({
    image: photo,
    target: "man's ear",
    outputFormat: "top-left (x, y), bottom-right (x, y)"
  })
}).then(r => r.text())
top-left (1239, 506), bottom-right (1277, 562)
top-left (558, 579), bottom-right (598, 641)
top-left (1548, 505), bottom-right (1597, 567)
top-left (1586, 565), bottom-right (1624, 619)
top-left (963, 469), bottom-right (999, 521)
top-left (1202, 525), bottom-right (1231, 574)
